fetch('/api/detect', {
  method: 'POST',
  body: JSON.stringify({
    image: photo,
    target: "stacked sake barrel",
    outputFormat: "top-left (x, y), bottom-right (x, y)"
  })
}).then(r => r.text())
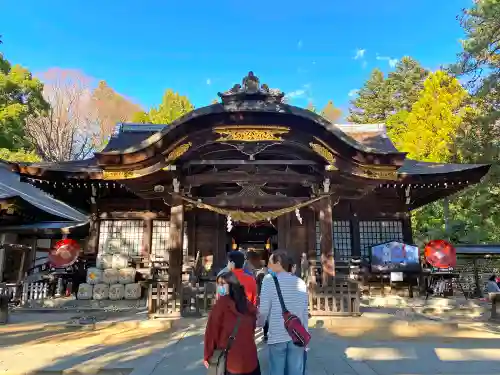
top-left (77, 253), bottom-right (141, 301)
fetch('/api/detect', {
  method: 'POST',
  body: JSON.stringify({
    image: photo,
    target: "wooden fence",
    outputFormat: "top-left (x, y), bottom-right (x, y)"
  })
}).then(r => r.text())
top-left (150, 278), bottom-right (361, 317)
top-left (309, 279), bottom-right (361, 316)
top-left (149, 281), bottom-right (217, 317)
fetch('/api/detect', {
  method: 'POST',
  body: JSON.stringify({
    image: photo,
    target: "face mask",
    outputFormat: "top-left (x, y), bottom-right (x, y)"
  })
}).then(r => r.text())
top-left (217, 285), bottom-right (228, 296)
top-left (268, 269), bottom-right (276, 277)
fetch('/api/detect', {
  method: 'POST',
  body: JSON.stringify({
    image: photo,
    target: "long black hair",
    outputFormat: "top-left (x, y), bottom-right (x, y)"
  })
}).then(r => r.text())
top-left (220, 271), bottom-right (248, 314)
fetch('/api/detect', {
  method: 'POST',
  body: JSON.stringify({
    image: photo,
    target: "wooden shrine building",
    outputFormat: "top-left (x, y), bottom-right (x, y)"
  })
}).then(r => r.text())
top-left (5, 72), bottom-right (491, 312)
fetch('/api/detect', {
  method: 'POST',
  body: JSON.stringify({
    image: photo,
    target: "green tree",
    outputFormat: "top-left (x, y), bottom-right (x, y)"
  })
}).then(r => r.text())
top-left (133, 89), bottom-right (194, 124)
top-left (387, 56), bottom-right (429, 113)
top-left (450, 0), bottom-right (500, 100)
top-left (0, 148), bottom-right (40, 162)
top-left (348, 59), bottom-right (429, 124)
top-left (0, 55), bottom-right (48, 149)
top-left (388, 70), bottom-right (471, 162)
top-left (347, 69), bottom-right (390, 123)
top-left (320, 100), bottom-right (342, 123)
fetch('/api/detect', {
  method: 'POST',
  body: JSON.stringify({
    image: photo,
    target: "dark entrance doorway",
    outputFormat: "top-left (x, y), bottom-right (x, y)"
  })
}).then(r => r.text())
top-left (230, 224), bottom-right (277, 267)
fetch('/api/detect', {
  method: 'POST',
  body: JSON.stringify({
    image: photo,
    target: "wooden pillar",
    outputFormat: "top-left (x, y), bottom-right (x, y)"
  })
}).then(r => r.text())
top-left (402, 213), bottom-right (413, 244)
top-left (277, 213), bottom-right (291, 249)
top-left (169, 196), bottom-right (184, 287)
top-left (187, 210), bottom-right (197, 262)
top-left (319, 197), bottom-right (335, 283)
top-left (214, 213), bottom-right (227, 270)
top-left (143, 217), bottom-right (152, 258)
top-left (86, 210), bottom-right (99, 255)
top-left (0, 235), bottom-right (6, 282)
top-left (306, 209), bottom-right (316, 261)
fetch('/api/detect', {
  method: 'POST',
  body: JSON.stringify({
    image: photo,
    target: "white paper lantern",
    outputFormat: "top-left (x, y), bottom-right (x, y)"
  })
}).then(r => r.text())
top-left (86, 268), bottom-right (102, 285)
top-left (93, 283), bottom-right (109, 300)
top-left (109, 284), bottom-right (125, 300)
top-left (124, 283), bottom-right (141, 300)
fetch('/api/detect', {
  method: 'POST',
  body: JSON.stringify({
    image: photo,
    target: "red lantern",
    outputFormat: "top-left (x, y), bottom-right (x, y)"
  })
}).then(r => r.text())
top-left (49, 239), bottom-right (81, 268)
top-left (424, 239), bottom-right (456, 270)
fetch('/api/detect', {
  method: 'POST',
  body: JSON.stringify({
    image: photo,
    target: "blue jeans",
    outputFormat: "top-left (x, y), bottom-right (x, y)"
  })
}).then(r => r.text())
top-left (268, 341), bottom-right (305, 375)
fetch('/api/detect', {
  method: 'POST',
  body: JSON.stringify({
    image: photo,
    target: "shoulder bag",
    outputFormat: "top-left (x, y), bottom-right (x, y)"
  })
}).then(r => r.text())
top-left (207, 315), bottom-right (242, 375)
top-left (272, 275), bottom-right (311, 347)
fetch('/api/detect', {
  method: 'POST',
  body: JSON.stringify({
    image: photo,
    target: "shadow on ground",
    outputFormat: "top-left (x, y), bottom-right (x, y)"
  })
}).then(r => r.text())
top-left (3, 315), bottom-right (500, 375)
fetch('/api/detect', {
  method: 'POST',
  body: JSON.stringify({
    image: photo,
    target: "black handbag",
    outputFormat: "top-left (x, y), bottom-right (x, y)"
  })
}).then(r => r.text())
top-left (207, 315), bottom-right (242, 375)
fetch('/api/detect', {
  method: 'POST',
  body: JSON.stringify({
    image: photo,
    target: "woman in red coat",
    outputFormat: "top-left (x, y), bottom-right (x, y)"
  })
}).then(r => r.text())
top-left (204, 271), bottom-right (261, 375)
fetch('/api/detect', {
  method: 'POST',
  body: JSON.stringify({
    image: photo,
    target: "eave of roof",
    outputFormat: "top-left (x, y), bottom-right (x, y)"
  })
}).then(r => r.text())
top-left (0, 221), bottom-right (89, 235)
top-left (0, 166), bottom-right (88, 221)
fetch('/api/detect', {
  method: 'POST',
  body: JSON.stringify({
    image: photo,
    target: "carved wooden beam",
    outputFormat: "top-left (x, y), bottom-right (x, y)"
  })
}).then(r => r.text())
top-left (183, 171), bottom-right (321, 186)
top-left (182, 160), bottom-right (319, 167)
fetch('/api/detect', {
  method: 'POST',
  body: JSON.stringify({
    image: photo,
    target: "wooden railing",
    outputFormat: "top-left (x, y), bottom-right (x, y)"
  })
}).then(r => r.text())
top-left (21, 281), bottom-right (50, 304)
top-left (150, 277), bottom-right (361, 317)
top-left (149, 281), bottom-right (217, 317)
top-left (309, 279), bottom-right (361, 316)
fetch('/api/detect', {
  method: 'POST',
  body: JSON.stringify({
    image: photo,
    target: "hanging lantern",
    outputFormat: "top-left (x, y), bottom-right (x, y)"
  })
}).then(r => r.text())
top-left (265, 238), bottom-right (271, 250)
top-left (232, 238), bottom-right (237, 250)
top-left (49, 239), bottom-right (81, 268)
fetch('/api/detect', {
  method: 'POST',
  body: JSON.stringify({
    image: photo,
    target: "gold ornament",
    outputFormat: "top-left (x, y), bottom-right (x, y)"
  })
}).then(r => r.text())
top-left (352, 166), bottom-right (398, 180)
top-left (165, 142), bottom-right (192, 163)
top-left (213, 126), bottom-right (289, 142)
top-left (309, 142), bottom-right (337, 168)
top-left (102, 170), bottom-right (141, 180)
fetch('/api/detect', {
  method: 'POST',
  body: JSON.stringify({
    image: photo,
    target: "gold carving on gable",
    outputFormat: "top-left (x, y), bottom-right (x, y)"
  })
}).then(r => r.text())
top-left (309, 142), bottom-right (337, 170)
top-left (213, 126), bottom-right (289, 142)
top-left (353, 166), bottom-right (398, 181)
top-left (165, 142), bottom-right (192, 163)
top-left (102, 170), bottom-right (141, 180)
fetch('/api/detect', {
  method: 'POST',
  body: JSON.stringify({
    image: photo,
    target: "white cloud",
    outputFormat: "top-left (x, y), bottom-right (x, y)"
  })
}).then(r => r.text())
top-left (348, 89), bottom-right (359, 97)
top-left (285, 83), bottom-right (312, 100)
top-left (376, 55), bottom-right (399, 68)
top-left (206, 78), bottom-right (212, 85)
top-left (354, 49), bottom-right (366, 60)
top-left (286, 89), bottom-right (306, 98)
top-left (297, 40), bottom-right (303, 49)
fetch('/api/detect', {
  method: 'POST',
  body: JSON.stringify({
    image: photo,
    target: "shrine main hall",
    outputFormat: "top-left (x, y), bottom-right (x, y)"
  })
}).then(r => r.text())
top-left (8, 72), bottom-right (490, 285)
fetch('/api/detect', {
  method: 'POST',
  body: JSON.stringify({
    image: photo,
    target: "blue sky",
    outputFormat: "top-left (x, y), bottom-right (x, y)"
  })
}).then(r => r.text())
top-left (1, 0), bottom-right (472, 118)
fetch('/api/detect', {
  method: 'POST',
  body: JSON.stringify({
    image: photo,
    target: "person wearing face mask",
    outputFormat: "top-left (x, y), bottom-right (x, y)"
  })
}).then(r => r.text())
top-left (204, 271), bottom-right (261, 375)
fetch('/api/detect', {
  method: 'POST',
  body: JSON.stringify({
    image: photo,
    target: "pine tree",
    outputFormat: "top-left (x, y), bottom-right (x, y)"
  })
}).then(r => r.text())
top-left (387, 56), bottom-right (429, 113)
top-left (347, 69), bottom-right (390, 123)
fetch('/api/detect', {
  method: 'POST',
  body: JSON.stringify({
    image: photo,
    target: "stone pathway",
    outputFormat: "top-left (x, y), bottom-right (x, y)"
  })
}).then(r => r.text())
top-left (2, 316), bottom-right (500, 375)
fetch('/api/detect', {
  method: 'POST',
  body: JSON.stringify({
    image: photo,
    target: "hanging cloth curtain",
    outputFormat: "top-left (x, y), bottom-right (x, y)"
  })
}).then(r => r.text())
top-left (179, 195), bottom-right (332, 224)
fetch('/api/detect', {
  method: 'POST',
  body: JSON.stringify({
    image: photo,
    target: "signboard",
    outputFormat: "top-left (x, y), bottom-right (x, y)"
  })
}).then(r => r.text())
top-left (370, 241), bottom-right (420, 272)
top-left (390, 272), bottom-right (404, 282)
